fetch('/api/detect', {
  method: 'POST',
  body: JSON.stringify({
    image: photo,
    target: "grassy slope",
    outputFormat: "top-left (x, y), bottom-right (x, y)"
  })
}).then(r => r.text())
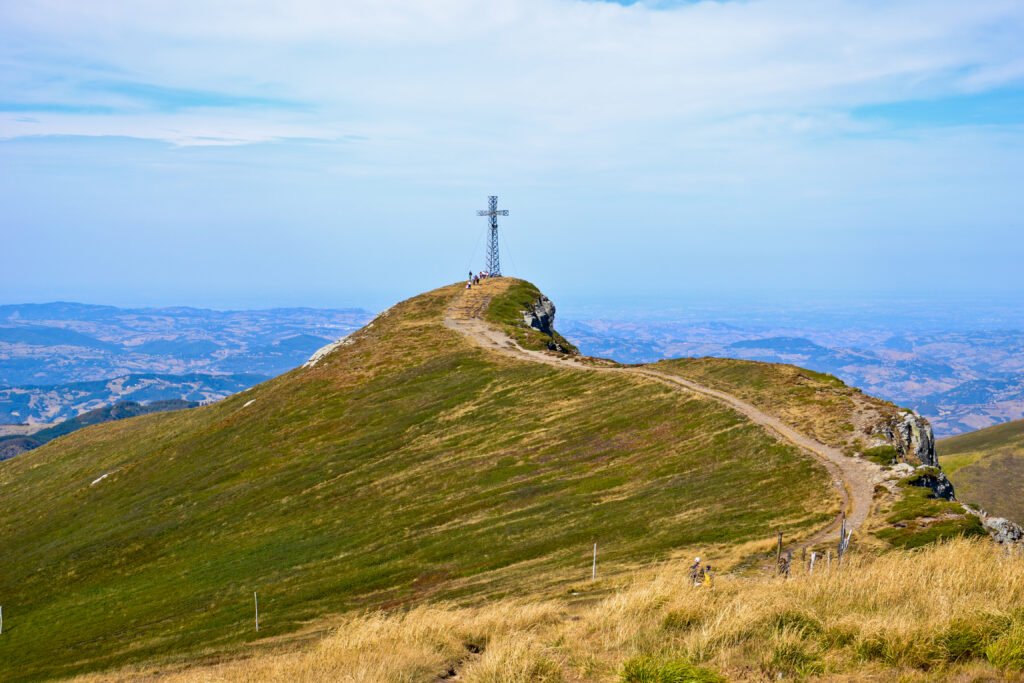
top-left (939, 419), bottom-right (1024, 522)
top-left (653, 358), bottom-right (900, 454)
top-left (653, 358), bottom-right (990, 549)
top-left (0, 281), bottom-right (834, 681)
top-left (81, 539), bottom-right (1024, 682)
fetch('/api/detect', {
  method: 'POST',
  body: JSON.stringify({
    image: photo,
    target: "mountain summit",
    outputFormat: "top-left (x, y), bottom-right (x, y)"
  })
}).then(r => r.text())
top-left (0, 279), bottom-right (973, 680)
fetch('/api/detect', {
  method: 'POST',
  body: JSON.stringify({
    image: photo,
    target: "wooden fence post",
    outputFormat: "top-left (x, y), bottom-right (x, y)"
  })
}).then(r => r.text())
top-left (254, 592), bottom-right (260, 632)
top-left (592, 543), bottom-right (598, 581)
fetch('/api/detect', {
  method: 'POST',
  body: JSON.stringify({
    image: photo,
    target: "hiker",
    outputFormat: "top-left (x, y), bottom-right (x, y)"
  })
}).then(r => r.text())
top-left (702, 565), bottom-right (714, 588)
top-left (688, 557), bottom-right (703, 586)
top-left (468, 270), bottom-right (473, 281)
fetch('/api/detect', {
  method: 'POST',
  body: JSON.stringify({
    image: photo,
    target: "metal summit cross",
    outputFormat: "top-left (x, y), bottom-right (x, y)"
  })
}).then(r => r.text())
top-left (476, 195), bottom-right (508, 276)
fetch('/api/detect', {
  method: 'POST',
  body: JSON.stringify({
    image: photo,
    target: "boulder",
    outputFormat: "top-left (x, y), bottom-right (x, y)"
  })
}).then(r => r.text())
top-left (522, 295), bottom-right (557, 336)
top-left (982, 516), bottom-right (1024, 545)
top-left (883, 412), bottom-right (938, 467)
top-left (905, 466), bottom-right (956, 501)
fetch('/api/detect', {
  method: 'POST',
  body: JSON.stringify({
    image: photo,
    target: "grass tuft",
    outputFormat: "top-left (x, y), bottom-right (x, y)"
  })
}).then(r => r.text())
top-left (986, 624), bottom-right (1024, 671)
top-left (620, 656), bottom-right (726, 683)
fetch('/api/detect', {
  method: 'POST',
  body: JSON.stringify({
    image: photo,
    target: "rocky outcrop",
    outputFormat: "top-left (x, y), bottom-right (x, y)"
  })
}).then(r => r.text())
top-left (522, 296), bottom-right (557, 336)
top-left (875, 410), bottom-right (1024, 544)
top-left (981, 516), bottom-right (1024, 544)
top-left (904, 466), bottom-right (956, 501)
top-left (522, 296), bottom-right (576, 354)
top-left (880, 411), bottom-right (938, 467)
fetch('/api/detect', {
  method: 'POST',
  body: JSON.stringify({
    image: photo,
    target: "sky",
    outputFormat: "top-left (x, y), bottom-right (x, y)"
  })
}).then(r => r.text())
top-left (2, 0), bottom-right (1024, 312)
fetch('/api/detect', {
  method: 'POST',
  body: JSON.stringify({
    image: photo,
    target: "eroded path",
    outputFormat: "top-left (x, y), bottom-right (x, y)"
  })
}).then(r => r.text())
top-left (445, 279), bottom-right (881, 546)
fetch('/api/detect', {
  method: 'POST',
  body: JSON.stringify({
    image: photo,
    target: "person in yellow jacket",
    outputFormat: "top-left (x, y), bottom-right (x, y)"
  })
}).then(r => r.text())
top-left (702, 565), bottom-right (714, 588)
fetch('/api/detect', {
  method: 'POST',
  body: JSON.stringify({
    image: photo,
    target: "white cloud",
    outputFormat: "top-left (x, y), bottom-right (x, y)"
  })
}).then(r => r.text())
top-left (1, 0), bottom-right (1023, 150)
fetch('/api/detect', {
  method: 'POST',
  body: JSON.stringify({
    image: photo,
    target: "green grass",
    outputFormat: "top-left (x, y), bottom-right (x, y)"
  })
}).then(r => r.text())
top-left (654, 358), bottom-right (901, 453)
top-left (876, 481), bottom-right (987, 549)
top-left (620, 656), bottom-right (725, 683)
top-left (0, 280), bottom-right (835, 681)
top-left (484, 279), bottom-right (579, 353)
top-left (862, 445), bottom-right (898, 467)
top-left (938, 419), bottom-right (1024, 523)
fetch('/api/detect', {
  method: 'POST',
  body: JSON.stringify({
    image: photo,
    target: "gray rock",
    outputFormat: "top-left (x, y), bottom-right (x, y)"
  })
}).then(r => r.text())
top-left (522, 295), bottom-right (557, 336)
top-left (905, 466), bottom-right (956, 501)
top-left (887, 462), bottom-right (915, 479)
top-left (885, 412), bottom-right (938, 467)
top-left (982, 516), bottom-right (1024, 544)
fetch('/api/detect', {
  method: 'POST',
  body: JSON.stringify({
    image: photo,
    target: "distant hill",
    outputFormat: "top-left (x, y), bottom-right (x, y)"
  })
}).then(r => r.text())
top-left (0, 302), bottom-right (370, 427)
top-left (0, 399), bottom-right (198, 460)
top-left (559, 319), bottom-right (1024, 437)
top-left (0, 301), bottom-right (371, 387)
top-left (0, 372), bottom-right (265, 425)
top-left (939, 419), bottom-right (1024, 523)
top-left (0, 324), bottom-right (118, 351)
top-left (0, 280), bottom-right (851, 680)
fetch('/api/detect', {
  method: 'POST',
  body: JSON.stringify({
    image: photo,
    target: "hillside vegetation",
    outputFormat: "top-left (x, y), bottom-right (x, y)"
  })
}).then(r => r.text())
top-left (0, 280), bottom-right (836, 681)
top-left (0, 399), bottom-right (197, 459)
top-left (654, 358), bottom-right (900, 455)
top-left (940, 418), bottom-right (1024, 523)
top-left (78, 539), bottom-right (1024, 682)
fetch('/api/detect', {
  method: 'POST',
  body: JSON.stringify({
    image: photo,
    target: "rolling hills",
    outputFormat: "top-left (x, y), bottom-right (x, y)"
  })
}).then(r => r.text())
top-left (0, 279), bottom-right (841, 681)
top-left (940, 418), bottom-right (1024, 523)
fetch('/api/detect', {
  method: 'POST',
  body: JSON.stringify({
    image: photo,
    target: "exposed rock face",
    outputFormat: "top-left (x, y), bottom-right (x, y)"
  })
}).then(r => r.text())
top-left (876, 409), bottom-right (1023, 544)
top-left (522, 296), bottom-right (557, 336)
top-left (884, 412), bottom-right (938, 467)
top-left (905, 466), bottom-right (956, 501)
top-left (981, 516), bottom-right (1024, 544)
top-left (521, 296), bottom-right (575, 354)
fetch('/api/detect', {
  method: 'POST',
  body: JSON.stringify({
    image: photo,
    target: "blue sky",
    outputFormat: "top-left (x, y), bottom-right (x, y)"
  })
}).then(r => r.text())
top-left (2, 0), bottom-right (1023, 311)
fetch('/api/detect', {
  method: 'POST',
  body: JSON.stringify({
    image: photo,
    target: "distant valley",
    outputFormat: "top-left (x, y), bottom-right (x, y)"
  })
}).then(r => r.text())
top-left (561, 309), bottom-right (1024, 437)
top-left (0, 302), bottom-right (372, 425)
top-left (5, 298), bottom-right (1023, 441)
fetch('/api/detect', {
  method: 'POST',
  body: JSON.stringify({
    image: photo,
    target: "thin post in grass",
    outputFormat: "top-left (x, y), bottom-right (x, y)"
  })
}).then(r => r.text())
top-left (809, 551), bottom-right (817, 575)
top-left (837, 514), bottom-right (847, 563)
top-left (775, 531), bottom-right (783, 566)
top-left (0, 605), bottom-right (3, 635)
top-left (591, 543), bottom-right (597, 581)
top-left (254, 592), bottom-right (259, 632)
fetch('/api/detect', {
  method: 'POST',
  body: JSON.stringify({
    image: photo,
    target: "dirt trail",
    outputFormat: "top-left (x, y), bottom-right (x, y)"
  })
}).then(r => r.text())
top-left (444, 279), bottom-right (881, 547)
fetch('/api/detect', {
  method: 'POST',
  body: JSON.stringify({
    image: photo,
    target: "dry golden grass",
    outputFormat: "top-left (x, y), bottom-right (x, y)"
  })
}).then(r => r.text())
top-left (81, 539), bottom-right (1024, 682)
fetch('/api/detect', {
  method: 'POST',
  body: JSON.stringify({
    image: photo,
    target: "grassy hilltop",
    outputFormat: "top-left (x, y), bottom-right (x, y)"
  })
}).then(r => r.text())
top-left (0, 280), bottom-right (836, 681)
top-left (940, 418), bottom-right (1024, 523)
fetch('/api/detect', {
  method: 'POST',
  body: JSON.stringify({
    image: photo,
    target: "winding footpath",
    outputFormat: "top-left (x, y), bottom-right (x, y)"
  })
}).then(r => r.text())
top-left (445, 280), bottom-right (882, 547)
